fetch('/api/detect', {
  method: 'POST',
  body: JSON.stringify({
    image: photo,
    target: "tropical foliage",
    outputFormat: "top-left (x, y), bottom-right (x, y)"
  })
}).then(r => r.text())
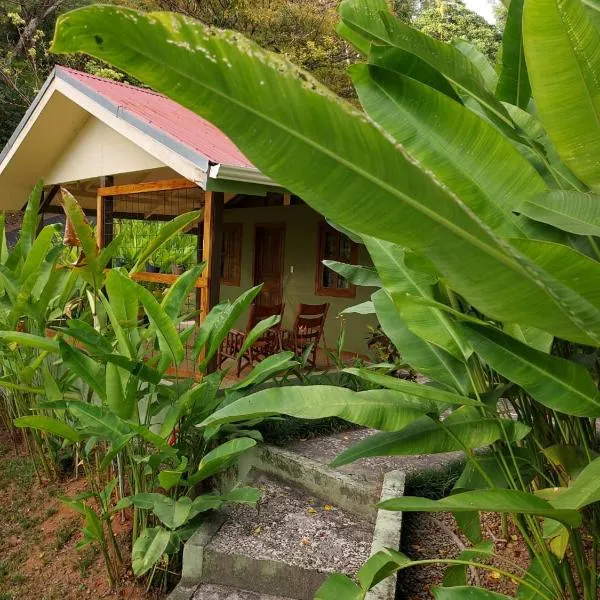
top-left (46, 0), bottom-right (600, 597)
top-left (0, 187), bottom-right (299, 588)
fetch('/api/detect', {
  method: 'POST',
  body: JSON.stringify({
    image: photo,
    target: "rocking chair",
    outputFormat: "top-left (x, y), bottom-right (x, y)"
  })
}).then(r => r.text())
top-left (283, 303), bottom-right (329, 369)
top-left (217, 303), bottom-right (284, 376)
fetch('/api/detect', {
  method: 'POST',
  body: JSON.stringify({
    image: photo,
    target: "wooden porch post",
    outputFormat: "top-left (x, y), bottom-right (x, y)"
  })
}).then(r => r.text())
top-left (97, 175), bottom-right (114, 249)
top-left (201, 191), bottom-right (224, 373)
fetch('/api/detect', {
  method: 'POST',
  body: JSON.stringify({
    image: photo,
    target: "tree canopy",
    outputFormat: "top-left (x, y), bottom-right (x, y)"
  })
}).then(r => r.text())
top-left (0, 0), bottom-right (503, 147)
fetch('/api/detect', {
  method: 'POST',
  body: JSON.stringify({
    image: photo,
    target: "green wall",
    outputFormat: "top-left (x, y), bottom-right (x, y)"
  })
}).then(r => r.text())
top-left (218, 203), bottom-right (377, 355)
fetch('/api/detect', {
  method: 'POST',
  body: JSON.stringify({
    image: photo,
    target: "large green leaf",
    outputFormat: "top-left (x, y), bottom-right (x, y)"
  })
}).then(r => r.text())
top-left (161, 263), bottom-right (205, 321)
top-left (110, 269), bottom-right (184, 365)
top-left (200, 385), bottom-right (433, 432)
top-left (130, 210), bottom-right (202, 273)
top-left (380, 489), bottom-right (581, 528)
top-left (463, 323), bottom-right (600, 417)
top-left (228, 351), bottom-right (296, 391)
top-left (314, 574), bottom-right (363, 600)
top-left (153, 495), bottom-right (193, 530)
top-left (67, 402), bottom-right (131, 442)
top-left (198, 285), bottom-right (263, 369)
top-left (61, 189), bottom-right (101, 282)
top-left (330, 415), bottom-right (530, 467)
top-left (516, 557), bottom-right (557, 600)
top-left (352, 65), bottom-right (545, 238)
top-left (50, 5), bottom-right (600, 347)
top-left (322, 260), bottom-right (381, 287)
top-left (0, 331), bottom-right (59, 353)
top-left (237, 315), bottom-right (282, 358)
top-left (519, 190), bottom-right (600, 236)
top-left (344, 367), bottom-right (481, 408)
top-left (453, 40), bottom-right (497, 92)
top-left (369, 45), bottom-right (461, 101)
top-left (372, 290), bottom-right (470, 393)
top-left (131, 526), bottom-right (171, 576)
top-left (188, 437), bottom-right (257, 486)
top-left (339, 0), bottom-right (513, 127)
top-left (106, 361), bottom-right (134, 420)
top-left (366, 238), bottom-right (469, 361)
top-left (524, 0), bottom-right (600, 189)
top-left (496, 0), bottom-right (531, 108)
top-left (550, 456), bottom-right (600, 510)
top-left (59, 340), bottom-right (107, 401)
top-left (504, 323), bottom-right (553, 354)
top-left (11, 181), bottom-right (43, 263)
top-left (14, 415), bottom-right (82, 443)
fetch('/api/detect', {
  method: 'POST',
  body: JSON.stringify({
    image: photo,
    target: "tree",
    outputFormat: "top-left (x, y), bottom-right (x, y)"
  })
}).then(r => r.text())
top-left (0, 0), bottom-right (145, 147)
top-left (415, 0), bottom-right (502, 60)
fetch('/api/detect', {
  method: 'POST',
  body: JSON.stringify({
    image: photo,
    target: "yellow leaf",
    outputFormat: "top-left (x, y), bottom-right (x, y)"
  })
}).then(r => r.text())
top-left (307, 507), bottom-right (317, 514)
top-left (253, 526), bottom-right (262, 536)
top-left (323, 504), bottom-right (334, 511)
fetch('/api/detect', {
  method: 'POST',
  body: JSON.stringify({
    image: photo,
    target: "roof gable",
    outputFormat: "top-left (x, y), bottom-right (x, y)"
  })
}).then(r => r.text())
top-left (57, 67), bottom-right (254, 170)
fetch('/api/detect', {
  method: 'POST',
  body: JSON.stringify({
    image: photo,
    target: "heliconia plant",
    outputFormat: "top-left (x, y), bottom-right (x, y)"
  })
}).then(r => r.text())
top-left (0, 188), bottom-right (297, 589)
top-left (46, 0), bottom-right (600, 597)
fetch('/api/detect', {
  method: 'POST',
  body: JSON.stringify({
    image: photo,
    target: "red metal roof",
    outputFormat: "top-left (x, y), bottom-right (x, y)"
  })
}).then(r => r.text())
top-left (57, 66), bottom-right (254, 170)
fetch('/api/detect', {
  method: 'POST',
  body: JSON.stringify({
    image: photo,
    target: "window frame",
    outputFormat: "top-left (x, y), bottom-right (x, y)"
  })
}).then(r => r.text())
top-left (315, 222), bottom-right (358, 298)
top-left (220, 222), bottom-right (243, 286)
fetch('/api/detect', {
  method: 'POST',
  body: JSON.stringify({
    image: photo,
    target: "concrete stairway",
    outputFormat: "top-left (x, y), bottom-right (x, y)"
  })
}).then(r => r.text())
top-left (169, 444), bottom-right (405, 600)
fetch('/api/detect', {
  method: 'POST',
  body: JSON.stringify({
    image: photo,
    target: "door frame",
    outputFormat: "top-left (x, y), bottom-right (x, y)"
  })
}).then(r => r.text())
top-left (252, 222), bottom-right (286, 305)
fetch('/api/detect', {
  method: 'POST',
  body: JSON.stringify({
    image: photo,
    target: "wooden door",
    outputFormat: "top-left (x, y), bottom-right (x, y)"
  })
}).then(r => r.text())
top-left (253, 224), bottom-right (285, 307)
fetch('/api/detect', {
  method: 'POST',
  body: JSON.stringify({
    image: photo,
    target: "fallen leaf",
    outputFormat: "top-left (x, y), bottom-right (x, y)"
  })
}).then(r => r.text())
top-left (307, 507), bottom-right (317, 514)
top-left (323, 505), bottom-right (333, 511)
top-left (301, 537), bottom-right (311, 545)
top-left (253, 526), bottom-right (262, 536)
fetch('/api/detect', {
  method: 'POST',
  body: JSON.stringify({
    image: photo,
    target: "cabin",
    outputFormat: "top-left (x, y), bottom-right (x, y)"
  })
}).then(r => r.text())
top-left (0, 66), bottom-right (377, 361)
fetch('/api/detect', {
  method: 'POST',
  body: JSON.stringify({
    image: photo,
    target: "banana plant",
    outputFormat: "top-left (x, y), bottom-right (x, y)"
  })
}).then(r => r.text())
top-left (49, 0), bottom-right (600, 596)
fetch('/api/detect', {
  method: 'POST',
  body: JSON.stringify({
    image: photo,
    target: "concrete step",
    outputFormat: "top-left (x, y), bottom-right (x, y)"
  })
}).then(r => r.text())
top-left (201, 473), bottom-right (372, 600)
top-left (193, 583), bottom-right (294, 600)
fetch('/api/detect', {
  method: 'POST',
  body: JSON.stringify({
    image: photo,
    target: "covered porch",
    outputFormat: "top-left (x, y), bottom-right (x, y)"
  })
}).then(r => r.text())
top-left (0, 66), bottom-right (375, 379)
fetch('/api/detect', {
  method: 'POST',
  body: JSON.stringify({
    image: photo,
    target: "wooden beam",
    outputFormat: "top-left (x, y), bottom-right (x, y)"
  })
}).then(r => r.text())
top-left (97, 175), bottom-right (114, 249)
top-left (131, 272), bottom-right (208, 288)
top-left (202, 191), bottom-right (224, 314)
top-left (97, 178), bottom-right (197, 197)
top-left (201, 191), bottom-right (224, 373)
top-left (41, 185), bottom-right (60, 212)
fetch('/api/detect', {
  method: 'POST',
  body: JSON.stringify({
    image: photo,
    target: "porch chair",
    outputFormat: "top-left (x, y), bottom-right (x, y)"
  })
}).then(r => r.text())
top-left (283, 303), bottom-right (330, 369)
top-left (217, 303), bottom-right (284, 376)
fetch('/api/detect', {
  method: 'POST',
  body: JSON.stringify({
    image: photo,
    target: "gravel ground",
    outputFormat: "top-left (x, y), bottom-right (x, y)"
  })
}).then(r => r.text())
top-left (284, 428), bottom-right (463, 484)
top-left (208, 473), bottom-right (373, 575)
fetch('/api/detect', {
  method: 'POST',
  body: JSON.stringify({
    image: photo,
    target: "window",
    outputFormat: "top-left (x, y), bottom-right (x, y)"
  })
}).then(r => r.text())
top-left (221, 223), bottom-right (242, 286)
top-left (316, 222), bottom-right (358, 297)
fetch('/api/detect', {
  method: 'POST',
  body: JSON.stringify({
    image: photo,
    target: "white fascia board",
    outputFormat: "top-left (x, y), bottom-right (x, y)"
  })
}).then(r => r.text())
top-left (0, 79), bottom-right (59, 177)
top-left (208, 163), bottom-right (279, 187)
top-left (54, 77), bottom-right (208, 189)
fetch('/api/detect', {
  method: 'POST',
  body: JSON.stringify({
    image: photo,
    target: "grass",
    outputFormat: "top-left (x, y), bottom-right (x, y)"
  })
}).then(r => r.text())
top-left (77, 546), bottom-right (98, 578)
top-left (0, 453), bottom-right (35, 491)
top-left (55, 524), bottom-right (76, 549)
top-left (404, 458), bottom-right (466, 500)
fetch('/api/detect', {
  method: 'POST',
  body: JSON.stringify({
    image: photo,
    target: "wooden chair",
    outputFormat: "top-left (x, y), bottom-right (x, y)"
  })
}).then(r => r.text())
top-left (283, 303), bottom-right (329, 369)
top-left (218, 303), bottom-right (284, 376)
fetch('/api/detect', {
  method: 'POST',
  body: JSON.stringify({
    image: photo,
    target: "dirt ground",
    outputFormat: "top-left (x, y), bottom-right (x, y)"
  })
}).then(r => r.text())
top-left (0, 428), bottom-right (162, 600)
top-left (397, 511), bottom-right (527, 599)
